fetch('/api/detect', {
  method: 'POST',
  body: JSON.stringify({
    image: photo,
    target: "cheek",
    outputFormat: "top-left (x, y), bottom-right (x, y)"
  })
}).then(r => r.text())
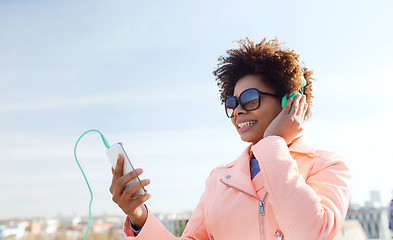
top-left (230, 117), bottom-right (235, 125)
top-left (255, 107), bottom-right (280, 125)
top-left (231, 118), bottom-right (237, 128)
top-left (262, 101), bottom-right (281, 118)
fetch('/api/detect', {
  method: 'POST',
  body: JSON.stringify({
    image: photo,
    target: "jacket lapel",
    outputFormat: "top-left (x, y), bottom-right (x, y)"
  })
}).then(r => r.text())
top-left (220, 145), bottom-right (257, 197)
top-left (220, 136), bottom-right (315, 200)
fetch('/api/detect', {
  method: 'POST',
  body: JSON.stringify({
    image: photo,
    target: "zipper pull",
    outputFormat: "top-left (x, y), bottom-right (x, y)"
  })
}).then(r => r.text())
top-left (275, 230), bottom-right (283, 240)
top-left (259, 200), bottom-right (264, 216)
top-left (259, 192), bottom-right (268, 216)
top-left (209, 233), bottom-right (215, 240)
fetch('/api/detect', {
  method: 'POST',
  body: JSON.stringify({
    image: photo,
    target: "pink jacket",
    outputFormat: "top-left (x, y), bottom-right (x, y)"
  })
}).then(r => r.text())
top-left (123, 136), bottom-right (351, 240)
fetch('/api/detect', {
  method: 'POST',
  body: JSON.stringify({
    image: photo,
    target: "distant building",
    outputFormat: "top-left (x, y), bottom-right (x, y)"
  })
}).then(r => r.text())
top-left (0, 221), bottom-right (29, 239)
top-left (365, 190), bottom-right (383, 208)
top-left (0, 215), bottom-right (126, 240)
top-left (156, 211), bottom-right (192, 237)
top-left (346, 190), bottom-right (391, 239)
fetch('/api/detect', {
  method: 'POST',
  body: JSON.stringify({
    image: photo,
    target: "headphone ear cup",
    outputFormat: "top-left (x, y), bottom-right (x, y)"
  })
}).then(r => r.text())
top-left (281, 92), bottom-right (302, 108)
top-left (281, 94), bottom-right (289, 109)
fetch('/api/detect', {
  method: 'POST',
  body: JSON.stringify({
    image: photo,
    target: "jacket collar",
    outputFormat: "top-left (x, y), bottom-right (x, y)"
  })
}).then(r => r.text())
top-left (219, 136), bottom-right (315, 196)
top-left (288, 135), bottom-right (315, 156)
top-left (225, 135), bottom-right (315, 169)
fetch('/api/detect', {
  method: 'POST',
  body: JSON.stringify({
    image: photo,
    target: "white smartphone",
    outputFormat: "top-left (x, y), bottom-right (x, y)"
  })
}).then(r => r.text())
top-left (106, 142), bottom-right (146, 197)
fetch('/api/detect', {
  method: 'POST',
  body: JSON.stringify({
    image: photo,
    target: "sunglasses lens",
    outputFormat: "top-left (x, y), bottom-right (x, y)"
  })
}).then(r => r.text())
top-left (225, 97), bottom-right (237, 117)
top-left (240, 89), bottom-right (260, 111)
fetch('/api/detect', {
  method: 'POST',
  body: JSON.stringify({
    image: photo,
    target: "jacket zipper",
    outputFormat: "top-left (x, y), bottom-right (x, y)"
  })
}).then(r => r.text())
top-left (275, 230), bottom-right (283, 240)
top-left (220, 179), bottom-right (268, 240)
top-left (259, 193), bottom-right (268, 240)
top-left (209, 233), bottom-right (215, 240)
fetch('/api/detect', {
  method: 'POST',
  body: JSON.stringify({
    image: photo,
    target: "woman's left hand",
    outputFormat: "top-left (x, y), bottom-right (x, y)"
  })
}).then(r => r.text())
top-left (264, 94), bottom-right (308, 144)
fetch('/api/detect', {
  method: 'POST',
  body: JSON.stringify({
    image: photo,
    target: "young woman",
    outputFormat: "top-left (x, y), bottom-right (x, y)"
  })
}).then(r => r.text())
top-left (110, 38), bottom-right (351, 240)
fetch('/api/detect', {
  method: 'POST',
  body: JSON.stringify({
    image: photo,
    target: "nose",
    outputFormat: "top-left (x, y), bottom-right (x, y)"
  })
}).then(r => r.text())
top-left (232, 103), bottom-right (246, 117)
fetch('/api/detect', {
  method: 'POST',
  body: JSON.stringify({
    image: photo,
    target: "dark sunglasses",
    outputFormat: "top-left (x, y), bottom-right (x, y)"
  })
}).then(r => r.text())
top-left (225, 88), bottom-right (281, 118)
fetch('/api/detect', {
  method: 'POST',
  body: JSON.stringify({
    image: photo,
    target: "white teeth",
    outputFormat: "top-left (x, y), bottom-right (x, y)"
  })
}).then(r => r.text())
top-left (238, 121), bottom-right (256, 128)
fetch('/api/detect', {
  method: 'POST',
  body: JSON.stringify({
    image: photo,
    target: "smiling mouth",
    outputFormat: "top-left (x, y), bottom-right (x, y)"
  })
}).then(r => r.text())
top-left (237, 121), bottom-right (257, 128)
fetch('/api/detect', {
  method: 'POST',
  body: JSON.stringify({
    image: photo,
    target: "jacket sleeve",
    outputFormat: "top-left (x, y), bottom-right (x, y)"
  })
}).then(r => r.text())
top-left (123, 176), bottom-right (212, 240)
top-left (251, 136), bottom-right (351, 240)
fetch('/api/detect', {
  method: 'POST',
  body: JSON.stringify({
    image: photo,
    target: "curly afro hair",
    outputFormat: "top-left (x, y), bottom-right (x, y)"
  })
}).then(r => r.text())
top-left (213, 38), bottom-right (314, 119)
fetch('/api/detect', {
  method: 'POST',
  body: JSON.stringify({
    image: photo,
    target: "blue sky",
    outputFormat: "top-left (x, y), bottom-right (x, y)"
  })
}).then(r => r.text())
top-left (1, 0), bottom-right (393, 219)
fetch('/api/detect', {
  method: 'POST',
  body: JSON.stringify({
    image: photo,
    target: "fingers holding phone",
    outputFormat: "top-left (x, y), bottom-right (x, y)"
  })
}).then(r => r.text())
top-left (106, 142), bottom-right (150, 229)
top-left (110, 154), bottom-right (149, 197)
top-left (110, 154), bottom-right (151, 229)
top-left (107, 143), bottom-right (146, 196)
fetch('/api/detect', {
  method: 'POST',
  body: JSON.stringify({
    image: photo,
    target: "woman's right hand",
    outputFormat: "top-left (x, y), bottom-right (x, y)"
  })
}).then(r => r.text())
top-left (110, 154), bottom-right (151, 229)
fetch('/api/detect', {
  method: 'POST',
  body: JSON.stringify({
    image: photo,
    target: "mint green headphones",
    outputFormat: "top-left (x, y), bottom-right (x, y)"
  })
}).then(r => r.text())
top-left (281, 69), bottom-right (307, 108)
